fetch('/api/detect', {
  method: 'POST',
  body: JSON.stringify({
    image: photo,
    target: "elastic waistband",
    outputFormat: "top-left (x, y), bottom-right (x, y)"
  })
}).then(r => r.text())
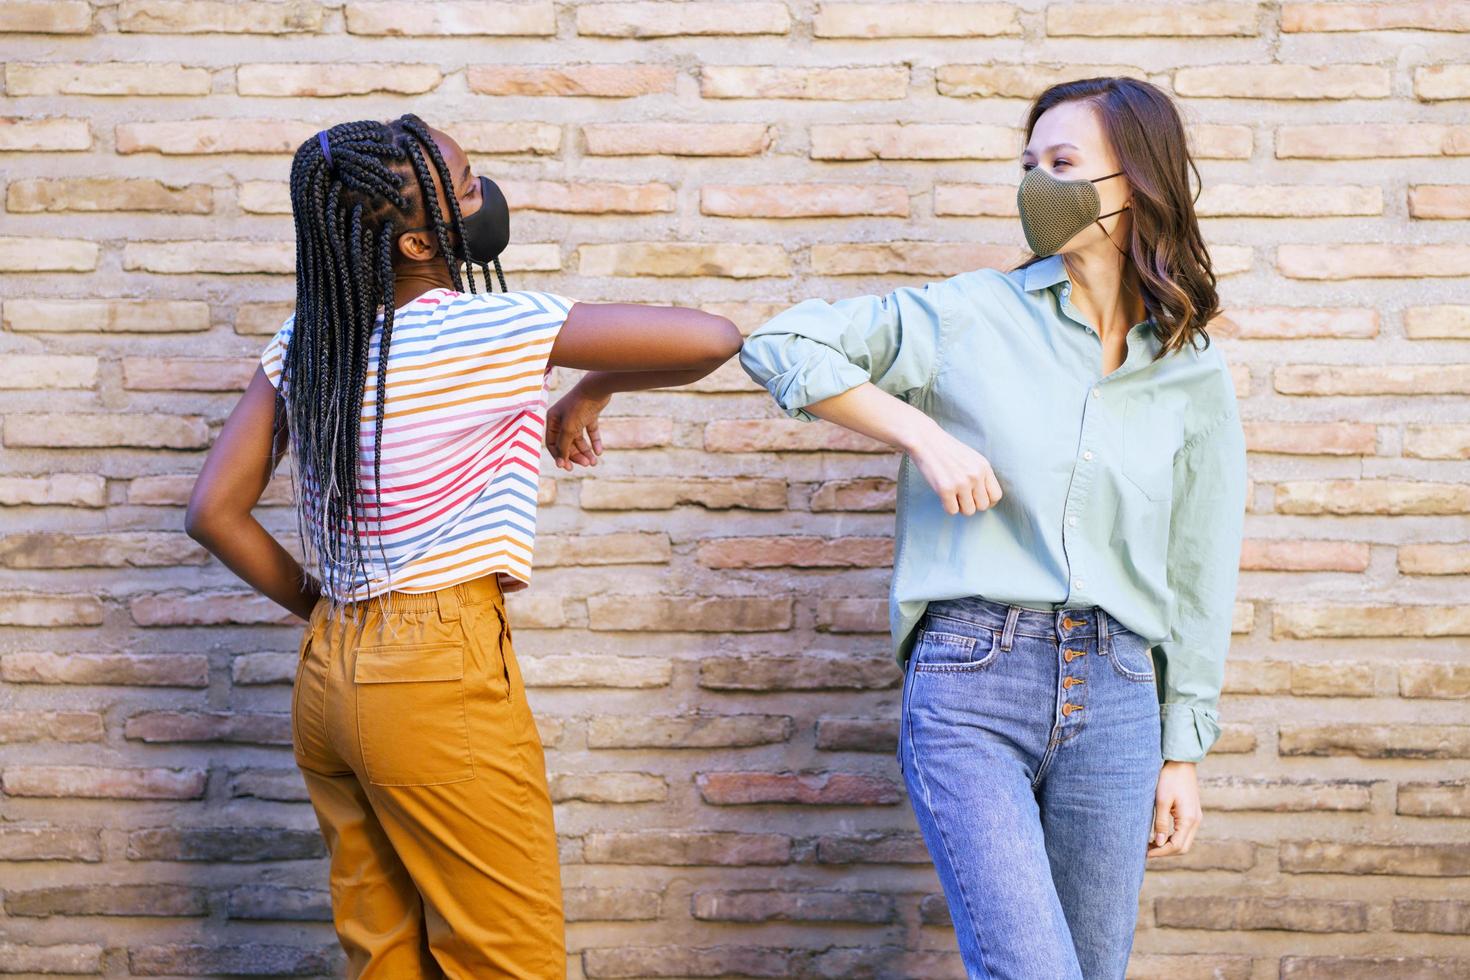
top-left (320, 574), bottom-right (505, 625)
top-left (925, 594), bottom-right (1123, 641)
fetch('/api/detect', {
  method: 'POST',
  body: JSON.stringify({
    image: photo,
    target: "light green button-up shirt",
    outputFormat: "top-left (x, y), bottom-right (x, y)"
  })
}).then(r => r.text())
top-left (740, 253), bottom-right (1247, 762)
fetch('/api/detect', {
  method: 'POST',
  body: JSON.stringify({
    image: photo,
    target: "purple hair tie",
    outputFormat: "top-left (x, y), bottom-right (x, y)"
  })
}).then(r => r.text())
top-left (317, 130), bottom-right (333, 168)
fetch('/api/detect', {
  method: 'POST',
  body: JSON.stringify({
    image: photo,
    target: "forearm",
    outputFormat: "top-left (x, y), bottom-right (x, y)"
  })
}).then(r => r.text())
top-left (577, 366), bottom-right (716, 397)
top-left (801, 381), bottom-right (938, 453)
top-left (190, 514), bottom-right (319, 621)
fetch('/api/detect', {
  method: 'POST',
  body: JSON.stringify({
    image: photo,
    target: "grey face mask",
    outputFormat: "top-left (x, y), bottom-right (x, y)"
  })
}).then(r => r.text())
top-left (1017, 167), bottom-right (1129, 256)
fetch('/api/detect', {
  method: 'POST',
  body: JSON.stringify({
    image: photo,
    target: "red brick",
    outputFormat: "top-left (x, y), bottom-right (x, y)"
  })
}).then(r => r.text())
top-left (697, 771), bottom-right (902, 805)
top-left (2, 765), bottom-right (206, 799)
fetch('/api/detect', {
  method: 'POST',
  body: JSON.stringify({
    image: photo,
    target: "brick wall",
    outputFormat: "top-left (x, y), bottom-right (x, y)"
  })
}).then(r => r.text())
top-left (1, 1), bottom-right (1468, 977)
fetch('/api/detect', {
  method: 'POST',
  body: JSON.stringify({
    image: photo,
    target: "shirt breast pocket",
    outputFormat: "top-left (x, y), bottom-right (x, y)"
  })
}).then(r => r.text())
top-left (1122, 393), bottom-right (1183, 503)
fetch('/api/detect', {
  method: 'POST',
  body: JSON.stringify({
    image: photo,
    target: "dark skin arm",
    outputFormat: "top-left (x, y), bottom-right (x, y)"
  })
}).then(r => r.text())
top-left (185, 300), bottom-right (740, 616)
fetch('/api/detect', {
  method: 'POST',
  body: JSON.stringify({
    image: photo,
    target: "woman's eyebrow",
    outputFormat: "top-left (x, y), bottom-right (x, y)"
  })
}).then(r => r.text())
top-left (458, 163), bottom-right (471, 189)
top-left (1022, 141), bottom-right (1081, 158)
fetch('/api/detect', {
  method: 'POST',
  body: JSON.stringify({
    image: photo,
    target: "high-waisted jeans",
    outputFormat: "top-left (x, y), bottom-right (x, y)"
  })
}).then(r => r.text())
top-left (899, 596), bottom-right (1163, 980)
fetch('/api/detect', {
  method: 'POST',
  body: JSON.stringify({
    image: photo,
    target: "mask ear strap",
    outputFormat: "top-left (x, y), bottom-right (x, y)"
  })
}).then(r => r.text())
top-left (1096, 203), bottom-right (1131, 257)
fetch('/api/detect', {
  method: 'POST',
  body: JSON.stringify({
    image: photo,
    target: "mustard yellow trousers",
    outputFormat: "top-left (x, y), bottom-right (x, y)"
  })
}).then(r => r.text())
top-left (291, 575), bottom-right (565, 978)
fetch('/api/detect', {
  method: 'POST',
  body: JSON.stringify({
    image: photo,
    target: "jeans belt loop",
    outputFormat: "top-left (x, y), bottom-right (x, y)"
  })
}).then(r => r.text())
top-left (1000, 604), bottom-right (1021, 651)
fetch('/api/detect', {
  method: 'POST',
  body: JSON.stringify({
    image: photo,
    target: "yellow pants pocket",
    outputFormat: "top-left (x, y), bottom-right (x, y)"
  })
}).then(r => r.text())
top-left (355, 641), bottom-right (476, 786)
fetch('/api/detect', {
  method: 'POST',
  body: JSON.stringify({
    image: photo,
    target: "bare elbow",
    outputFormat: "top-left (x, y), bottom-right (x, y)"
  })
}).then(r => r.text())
top-left (698, 314), bottom-right (743, 371)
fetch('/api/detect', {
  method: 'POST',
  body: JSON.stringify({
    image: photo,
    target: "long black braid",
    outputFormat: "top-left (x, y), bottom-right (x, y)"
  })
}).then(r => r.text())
top-left (280, 114), bottom-right (499, 603)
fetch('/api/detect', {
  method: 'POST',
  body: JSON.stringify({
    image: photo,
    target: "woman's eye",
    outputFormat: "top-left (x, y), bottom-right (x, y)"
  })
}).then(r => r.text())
top-left (1021, 163), bottom-right (1035, 172)
top-left (1054, 159), bottom-right (1071, 168)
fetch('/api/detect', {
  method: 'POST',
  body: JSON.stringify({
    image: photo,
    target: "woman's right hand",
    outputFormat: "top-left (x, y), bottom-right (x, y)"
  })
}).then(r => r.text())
top-left (906, 423), bottom-right (1003, 516)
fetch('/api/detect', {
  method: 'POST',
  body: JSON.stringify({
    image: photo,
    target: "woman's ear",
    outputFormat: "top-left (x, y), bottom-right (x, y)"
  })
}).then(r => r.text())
top-left (396, 229), bottom-right (438, 262)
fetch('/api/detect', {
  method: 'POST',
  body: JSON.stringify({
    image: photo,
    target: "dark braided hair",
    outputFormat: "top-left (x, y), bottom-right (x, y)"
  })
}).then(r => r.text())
top-left (280, 114), bottom-right (503, 602)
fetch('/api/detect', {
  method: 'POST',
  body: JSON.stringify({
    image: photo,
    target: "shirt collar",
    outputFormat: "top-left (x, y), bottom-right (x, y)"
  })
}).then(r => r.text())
top-left (1021, 253), bottom-right (1070, 292)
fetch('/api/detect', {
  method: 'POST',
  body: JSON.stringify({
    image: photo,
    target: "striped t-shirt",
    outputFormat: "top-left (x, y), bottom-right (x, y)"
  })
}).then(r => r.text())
top-left (260, 287), bottom-right (574, 602)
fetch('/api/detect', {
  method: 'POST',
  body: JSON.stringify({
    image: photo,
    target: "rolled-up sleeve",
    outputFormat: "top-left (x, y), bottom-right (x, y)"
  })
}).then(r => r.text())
top-left (1154, 407), bottom-right (1248, 762)
top-left (739, 283), bottom-right (949, 422)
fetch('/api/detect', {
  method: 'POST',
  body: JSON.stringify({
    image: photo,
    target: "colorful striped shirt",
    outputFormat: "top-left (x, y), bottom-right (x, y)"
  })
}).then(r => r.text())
top-left (260, 287), bottom-right (574, 602)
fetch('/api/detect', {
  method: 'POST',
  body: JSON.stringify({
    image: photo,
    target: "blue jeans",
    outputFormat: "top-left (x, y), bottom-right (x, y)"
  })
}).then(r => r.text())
top-left (899, 596), bottom-right (1162, 980)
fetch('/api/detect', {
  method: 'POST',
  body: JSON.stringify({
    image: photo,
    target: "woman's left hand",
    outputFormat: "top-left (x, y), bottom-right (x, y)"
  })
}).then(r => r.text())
top-left (546, 379), bottom-right (611, 471)
top-left (1147, 760), bottom-right (1201, 857)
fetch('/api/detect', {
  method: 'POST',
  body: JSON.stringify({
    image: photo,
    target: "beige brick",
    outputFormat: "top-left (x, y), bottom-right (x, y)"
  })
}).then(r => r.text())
top-left (588, 714), bottom-right (793, 749)
top-left (701, 184), bottom-right (909, 218)
top-left (700, 655), bottom-right (901, 691)
top-left (1, 765), bottom-right (206, 799)
top-left (1275, 481), bottom-right (1470, 517)
top-left (4, 413), bottom-right (209, 450)
top-left (131, 591), bottom-right (297, 627)
top-left (1283, 4), bottom-right (1470, 33)
top-left (0, 826), bottom-right (102, 862)
top-left (814, 2), bottom-right (1020, 37)
top-left (1280, 957), bottom-right (1470, 979)
top-left (7, 177), bottom-right (213, 214)
top-left (1275, 365), bottom-right (1470, 396)
top-left (128, 473), bottom-right (292, 507)
top-left (0, 115), bottom-right (90, 151)
top-left (117, 118), bottom-right (315, 154)
top-left (1281, 840), bottom-right (1470, 876)
top-left (501, 243), bottom-right (562, 271)
top-left (4, 298), bottom-right (210, 333)
top-left (1196, 185), bottom-right (1382, 217)
top-left (1291, 662), bottom-right (1378, 697)
top-left (816, 599), bottom-right (887, 633)
top-left (578, 242), bottom-right (790, 279)
top-left (1280, 724), bottom-right (1470, 758)
top-left (0, 355), bottom-right (97, 390)
top-left (0, 0), bottom-right (91, 32)
top-left (705, 419), bottom-right (890, 453)
top-left (588, 597), bottom-right (792, 632)
top-left (1392, 899), bottom-right (1470, 935)
top-left (550, 771), bottom-right (667, 804)
top-left (564, 887), bottom-right (662, 921)
top-left (701, 66), bottom-right (908, 100)
top-left (697, 771), bottom-right (901, 805)
top-left (520, 656), bottom-right (673, 688)
top-left (579, 478), bottom-right (787, 510)
top-left (1219, 307), bottom-right (1378, 339)
top-left (535, 532), bottom-right (671, 567)
top-left (5, 61), bottom-right (209, 95)
top-left (235, 301), bottom-right (295, 335)
top-left (1414, 64), bottom-right (1470, 101)
top-left (1047, 3), bottom-right (1259, 36)
top-left (597, 417), bottom-right (674, 449)
top-left (3, 652), bottom-right (210, 687)
top-left (0, 943), bottom-right (102, 974)
top-left (0, 593), bottom-right (105, 627)
top-left (937, 63), bottom-right (1146, 99)
top-left (1398, 544), bottom-right (1470, 575)
top-left (0, 532), bottom-right (205, 569)
top-left (1274, 604), bottom-right (1466, 638)
top-left (1409, 185), bottom-right (1470, 219)
top-left (582, 831), bottom-right (790, 865)
top-left (1155, 895), bottom-right (1366, 932)
top-left (577, 2), bottom-right (790, 37)
top-left (118, 0), bottom-right (325, 33)
top-left (346, 1), bottom-right (553, 35)
top-left (122, 357), bottom-right (256, 391)
top-left (0, 710), bottom-right (104, 743)
top-left (811, 123), bottom-right (1016, 160)
top-left (502, 180), bottom-right (675, 214)
top-left (583, 123), bottom-right (772, 156)
top-left (1404, 424), bottom-right (1470, 460)
top-left (1397, 781), bottom-right (1470, 817)
top-left (454, 121), bottom-right (562, 155)
top-left (811, 478), bottom-right (897, 512)
top-left (0, 236), bottom-right (98, 271)
top-left (236, 63), bottom-right (441, 97)
top-left (1276, 124), bottom-right (1470, 159)
top-left (1242, 421), bottom-right (1377, 454)
top-left (0, 475), bottom-right (106, 507)
top-left (1175, 65), bottom-right (1390, 99)
top-left (237, 181), bottom-right (289, 214)
top-left (123, 240), bottom-right (294, 275)
top-left (933, 183), bottom-right (1017, 217)
top-left (1406, 305), bottom-right (1470, 339)
top-left (810, 242), bottom-right (1019, 277)
top-left (1240, 539), bottom-right (1370, 572)
top-left (1279, 244), bottom-right (1470, 279)
top-left (468, 64), bottom-right (676, 97)
top-left (1399, 662), bottom-right (1470, 698)
top-left (1200, 776), bottom-right (1372, 812)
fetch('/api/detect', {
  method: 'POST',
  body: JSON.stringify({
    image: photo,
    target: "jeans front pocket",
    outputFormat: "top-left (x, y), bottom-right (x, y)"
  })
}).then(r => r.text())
top-left (912, 619), bottom-right (1001, 673)
top-left (1106, 629), bottom-right (1157, 683)
top-left (355, 641), bottom-right (476, 786)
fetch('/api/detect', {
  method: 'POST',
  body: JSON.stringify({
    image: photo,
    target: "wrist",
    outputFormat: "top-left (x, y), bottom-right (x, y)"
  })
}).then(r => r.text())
top-left (894, 407), bottom-right (941, 455)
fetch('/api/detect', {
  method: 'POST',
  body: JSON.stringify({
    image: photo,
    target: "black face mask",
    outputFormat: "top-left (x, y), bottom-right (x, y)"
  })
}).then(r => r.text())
top-left (404, 175), bottom-right (510, 264)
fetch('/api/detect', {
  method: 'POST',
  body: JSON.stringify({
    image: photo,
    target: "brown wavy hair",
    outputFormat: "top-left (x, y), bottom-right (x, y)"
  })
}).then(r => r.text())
top-left (1014, 77), bottom-right (1220, 359)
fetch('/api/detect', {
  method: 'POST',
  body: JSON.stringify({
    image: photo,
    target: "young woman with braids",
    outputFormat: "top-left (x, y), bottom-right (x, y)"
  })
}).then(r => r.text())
top-left (185, 114), bottom-right (740, 978)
